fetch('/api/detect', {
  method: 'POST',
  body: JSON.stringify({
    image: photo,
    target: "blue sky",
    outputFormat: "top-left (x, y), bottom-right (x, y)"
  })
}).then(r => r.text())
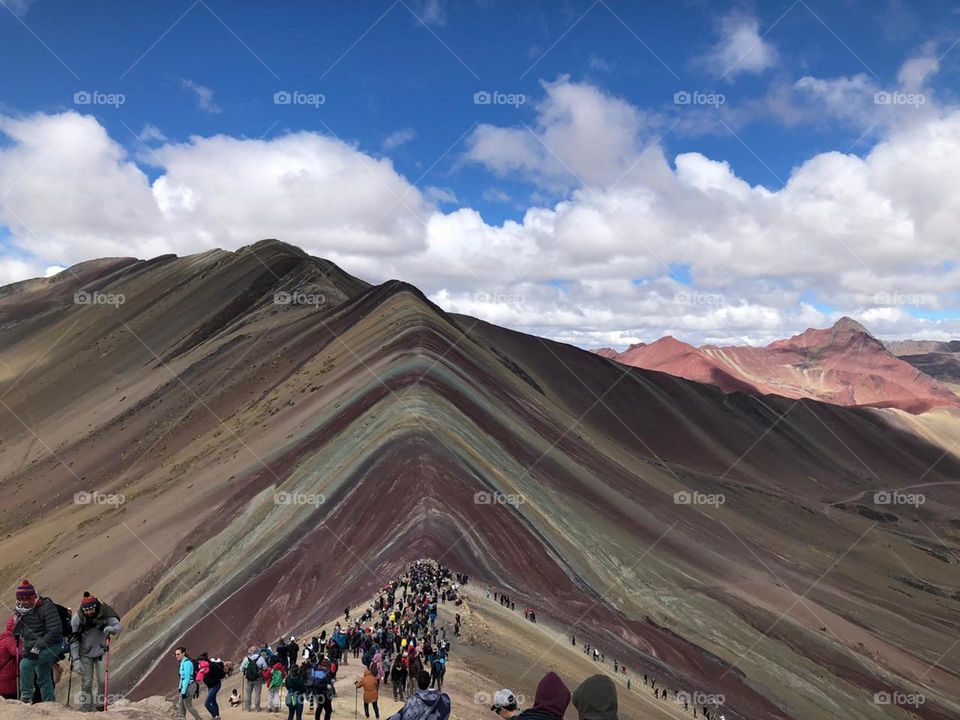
top-left (2, 0), bottom-right (960, 346)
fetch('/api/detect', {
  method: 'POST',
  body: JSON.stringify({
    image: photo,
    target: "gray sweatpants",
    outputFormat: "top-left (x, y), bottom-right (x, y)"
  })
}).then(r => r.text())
top-left (177, 681), bottom-right (203, 719)
top-left (245, 679), bottom-right (263, 711)
top-left (76, 656), bottom-right (105, 710)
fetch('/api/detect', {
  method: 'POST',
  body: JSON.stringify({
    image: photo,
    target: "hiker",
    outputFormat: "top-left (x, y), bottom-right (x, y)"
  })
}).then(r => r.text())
top-left (268, 661), bottom-right (287, 712)
top-left (387, 670), bottom-right (451, 720)
top-left (429, 656), bottom-right (445, 690)
top-left (277, 638), bottom-right (289, 669)
top-left (490, 688), bottom-right (520, 718)
top-left (289, 637), bottom-right (300, 669)
top-left (309, 658), bottom-right (335, 720)
top-left (69, 591), bottom-right (121, 711)
top-left (407, 652), bottom-right (423, 696)
top-left (241, 644), bottom-right (269, 711)
top-left (229, 688), bottom-right (241, 708)
top-left (0, 617), bottom-right (17, 700)
top-left (390, 654), bottom-right (407, 701)
top-left (13, 579), bottom-right (64, 703)
top-left (356, 663), bottom-right (380, 719)
top-left (284, 664), bottom-right (306, 720)
top-left (197, 652), bottom-right (226, 720)
top-left (174, 646), bottom-right (203, 720)
top-left (572, 675), bottom-right (618, 720)
top-left (512, 672), bottom-right (570, 720)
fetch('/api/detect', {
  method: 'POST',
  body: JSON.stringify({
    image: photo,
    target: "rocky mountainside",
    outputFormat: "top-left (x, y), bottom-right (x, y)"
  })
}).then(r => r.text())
top-left (2, 241), bottom-right (959, 719)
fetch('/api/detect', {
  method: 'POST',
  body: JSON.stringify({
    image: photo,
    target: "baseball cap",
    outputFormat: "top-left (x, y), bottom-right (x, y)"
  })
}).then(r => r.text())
top-left (491, 689), bottom-right (518, 712)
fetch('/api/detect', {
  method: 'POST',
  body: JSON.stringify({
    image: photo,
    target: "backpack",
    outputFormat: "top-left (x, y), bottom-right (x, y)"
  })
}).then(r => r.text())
top-left (244, 656), bottom-right (262, 681)
top-left (270, 668), bottom-right (284, 688)
top-left (205, 660), bottom-right (225, 687)
top-left (40, 598), bottom-right (73, 659)
top-left (309, 668), bottom-right (331, 693)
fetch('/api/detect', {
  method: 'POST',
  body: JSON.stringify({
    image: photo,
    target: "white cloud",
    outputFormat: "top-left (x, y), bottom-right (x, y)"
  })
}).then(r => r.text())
top-left (897, 43), bottom-right (939, 91)
top-left (3, 70), bottom-right (960, 346)
top-left (181, 79), bottom-right (222, 114)
top-left (0, 111), bottom-right (430, 270)
top-left (4, 0), bottom-right (32, 17)
top-left (383, 128), bottom-right (417, 150)
top-left (482, 188), bottom-right (510, 203)
top-left (424, 186), bottom-right (457, 205)
top-left (465, 76), bottom-right (655, 189)
top-left (700, 12), bottom-right (778, 80)
top-left (413, 0), bottom-right (446, 26)
top-left (138, 123), bottom-right (168, 144)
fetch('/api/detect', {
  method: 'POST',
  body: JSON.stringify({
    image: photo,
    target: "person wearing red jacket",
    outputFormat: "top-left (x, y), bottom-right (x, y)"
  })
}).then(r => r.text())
top-left (0, 616), bottom-right (18, 700)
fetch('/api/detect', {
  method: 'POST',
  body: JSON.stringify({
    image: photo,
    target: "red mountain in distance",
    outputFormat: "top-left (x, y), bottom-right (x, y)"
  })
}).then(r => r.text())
top-left (601, 317), bottom-right (960, 414)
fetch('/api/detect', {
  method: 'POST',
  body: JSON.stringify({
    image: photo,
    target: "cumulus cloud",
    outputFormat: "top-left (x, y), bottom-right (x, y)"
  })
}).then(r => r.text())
top-left (465, 76), bottom-right (656, 189)
top-left (0, 111), bottom-right (430, 269)
top-left (700, 12), bottom-right (779, 80)
top-left (2, 70), bottom-right (960, 347)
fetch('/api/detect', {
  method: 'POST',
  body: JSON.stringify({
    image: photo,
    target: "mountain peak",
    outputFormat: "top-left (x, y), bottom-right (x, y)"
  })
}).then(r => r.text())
top-left (832, 316), bottom-right (870, 336)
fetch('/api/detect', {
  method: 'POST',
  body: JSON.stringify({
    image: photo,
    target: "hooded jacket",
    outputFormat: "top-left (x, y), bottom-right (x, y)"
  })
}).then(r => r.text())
top-left (572, 675), bottom-right (618, 720)
top-left (386, 688), bottom-right (451, 720)
top-left (356, 667), bottom-right (379, 703)
top-left (0, 616), bottom-right (18, 697)
top-left (515, 672), bottom-right (571, 720)
top-left (70, 602), bottom-right (121, 662)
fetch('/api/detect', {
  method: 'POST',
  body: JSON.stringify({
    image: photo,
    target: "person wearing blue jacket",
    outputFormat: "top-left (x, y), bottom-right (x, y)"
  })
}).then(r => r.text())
top-left (174, 646), bottom-right (203, 719)
top-left (387, 670), bottom-right (451, 720)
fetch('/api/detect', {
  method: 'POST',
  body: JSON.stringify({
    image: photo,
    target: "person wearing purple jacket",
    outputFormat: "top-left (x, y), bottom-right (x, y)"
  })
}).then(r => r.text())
top-left (513, 672), bottom-right (571, 720)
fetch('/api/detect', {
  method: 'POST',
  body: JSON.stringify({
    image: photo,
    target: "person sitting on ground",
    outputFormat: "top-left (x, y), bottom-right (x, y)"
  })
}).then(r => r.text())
top-left (572, 675), bottom-right (618, 720)
top-left (490, 689), bottom-right (520, 718)
top-left (513, 672), bottom-right (570, 720)
top-left (387, 670), bottom-right (451, 720)
top-left (229, 688), bottom-right (241, 707)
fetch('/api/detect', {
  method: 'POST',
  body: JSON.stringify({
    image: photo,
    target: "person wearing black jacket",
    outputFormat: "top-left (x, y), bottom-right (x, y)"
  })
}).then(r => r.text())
top-left (13, 579), bottom-right (64, 703)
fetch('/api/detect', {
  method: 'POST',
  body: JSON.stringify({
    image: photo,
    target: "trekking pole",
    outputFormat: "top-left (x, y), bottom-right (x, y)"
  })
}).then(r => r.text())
top-left (66, 660), bottom-right (73, 707)
top-left (355, 687), bottom-right (359, 718)
top-left (102, 638), bottom-right (112, 711)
